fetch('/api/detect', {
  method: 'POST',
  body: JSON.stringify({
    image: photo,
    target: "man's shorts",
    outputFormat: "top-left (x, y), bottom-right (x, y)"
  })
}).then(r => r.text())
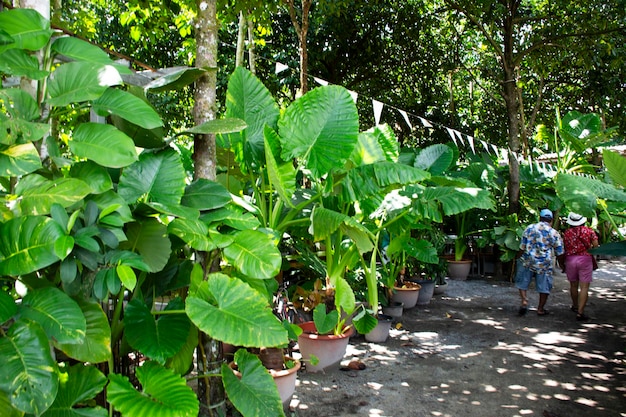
top-left (515, 259), bottom-right (553, 294)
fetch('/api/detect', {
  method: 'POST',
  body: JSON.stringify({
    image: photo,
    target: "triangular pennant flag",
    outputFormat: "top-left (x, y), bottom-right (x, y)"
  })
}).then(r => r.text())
top-left (491, 144), bottom-right (499, 155)
top-left (314, 77), bottom-right (329, 86)
top-left (528, 155), bottom-right (533, 172)
top-left (373, 99), bottom-right (384, 125)
top-left (455, 130), bottom-right (465, 145)
top-left (480, 140), bottom-right (490, 154)
top-left (466, 135), bottom-right (475, 154)
top-left (398, 109), bottom-right (412, 129)
top-left (275, 62), bottom-right (289, 74)
top-left (446, 127), bottom-right (457, 145)
top-left (419, 117), bottom-right (433, 128)
top-left (348, 90), bottom-right (358, 103)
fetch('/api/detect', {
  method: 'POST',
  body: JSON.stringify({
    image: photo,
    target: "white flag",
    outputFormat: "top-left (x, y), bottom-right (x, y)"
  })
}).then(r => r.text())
top-left (480, 140), bottom-right (490, 154)
top-left (348, 90), bottom-right (358, 103)
top-left (419, 117), bottom-right (433, 128)
top-left (398, 110), bottom-right (412, 129)
top-left (446, 127), bottom-right (457, 145)
top-left (314, 77), bottom-right (329, 86)
top-left (373, 99), bottom-right (384, 125)
top-left (466, 135), bottom-right (475, 154)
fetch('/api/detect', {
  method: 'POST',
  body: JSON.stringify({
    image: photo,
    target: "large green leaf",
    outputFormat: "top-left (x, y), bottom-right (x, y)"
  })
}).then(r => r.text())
top-left (56, 299), bottom-right (112, 364)
top-left (222, 229), bottom-right (282, 279)
top-left (20, 287), bottom-right (86, 345)
top-left (47, 62), bottom-right (123, 107)
top-left (70, 123), bottom-right (138, 168)
top-left (16, 175), bottom-right (92, 215)
top-left (0, 290), bottom-right (17, 324)
top-left (0, 88), bottom-right (40, 121)
top-left (0, 319), bottom-right (58, 415)
top-left (264, 125), bottom-right (296, 204)
top-left (278, 85), bottom-right (359, 179)
top-left (41, 364), bottom-right (107, 417)
top-left (603, 149), bottom-right (626, 188)
top-left (92, 88), bottom-right (163, 130)
top-left (144, 67), bottom-right (207, 92)
top-left (224, 67), bottom-right (280, 171)
top-left (124, 298), bottom-right (191, 364)
top-left (424, 186), bottom-right (496, 216)
top-left (310, 207), bottom-right (374, 255)
top-left (0, 48), bottom-right (49, 79)
top-left (186, 273), bottom-right (288, 347)
top-left (0, 143), bottom-right (42, 176)
top-left (107, 361), bottom-right (199, 417)
top-left (164, 324), bottom-right (198, 376)
top-left (118, 149), bottom-right (186, 205)
top-left (69, 161), bottom-right (113, 194)
top-left (181, 118), bottom-right (247, 135)
top-left (414, 144), bottom-right (455, 175)
top-left (0, 8), bottom-right (52, 53)
top-left (0, 390), bottom-right (23, 417)
top-left (0, 216), bottom-right (65, 276)
top-left (51, 36), bottom-right (131, 74)
top-left (222, 350), bottom-right (284, 417)
top-left (109, 114), bottom-right (166, 149)
top-left (556, 173), bottom-right (626, 217)
top-left (121, 219), bottom-right (171, 273)
top-left (167, 218), bottom-right (215, 251)
top-left (182, 179), bottom-right (232, 210)
top-left (342, 162), bottom-right (430, 203)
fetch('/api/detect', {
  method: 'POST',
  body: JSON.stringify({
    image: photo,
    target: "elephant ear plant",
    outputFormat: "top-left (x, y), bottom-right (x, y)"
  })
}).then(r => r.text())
top-left (0, 8), bottom-right (296, 417)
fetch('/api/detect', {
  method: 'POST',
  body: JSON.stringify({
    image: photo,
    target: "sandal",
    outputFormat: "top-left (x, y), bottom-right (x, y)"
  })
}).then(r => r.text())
top-left (576, 313), bottom-right (590, 321)
top-left (570, 306), bottom-right (578, 313)
top-left (537, 309), bottom-right (550, 316)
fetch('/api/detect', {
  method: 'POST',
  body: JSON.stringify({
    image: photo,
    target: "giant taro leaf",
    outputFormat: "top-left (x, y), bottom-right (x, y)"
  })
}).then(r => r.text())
top-left (278, 85), bottom-right (359, 179)
top-left (20, 287), bottom-right (86, 345)
top-left (41, 364), bottom-right (107, 417)
top-left (0, 319), bottom-right (59, 415)
top-left (556, 173), bottom-right (626, 217)
top-left (0, 215), bottom-right (66, 276)
top-left (182, 179), bottom-right (232, 211)
top-left (121, 219), bottom-right (171, 273)
top-left (51, 36), bottom-right (131, 74)
top-left (56, 299), bottom-right (112, 364)
top-left (47, 62), bottom-right (122, 107)
top-left (124, 298), bottom-right (191, 364)
top-left (107, 361), bottom-right (199, 417)
top-left (222, 229), bottom-right (282, 279)
top-left (603, 149), bottom-right (626, 188)
top-left (70, 123), bottom-right (138, 168)
top-left (264, 125), bottom-right (296, 205)
top-left (222, 350), bottom-right (284, 417)
top-left (118, 148), bottom-right (186, 205)
top-left (186, 273), bottom-right (288, 348)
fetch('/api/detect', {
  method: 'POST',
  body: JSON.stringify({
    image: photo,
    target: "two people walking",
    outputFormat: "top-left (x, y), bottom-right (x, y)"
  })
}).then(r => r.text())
top-left (515, 209), bottom-right (598, 320)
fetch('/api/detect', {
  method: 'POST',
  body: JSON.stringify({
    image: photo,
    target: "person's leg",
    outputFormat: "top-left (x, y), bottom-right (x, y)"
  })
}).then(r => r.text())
top-left (565, 255), bottom-right (579, 311)
top-left (578, 282), bottom-right (590, 315)
top-left (515, 259), bottom-right (531, 315)
top-left (536, 271), bottom-right (552, 315)
top-left (569, 281), bottom-right (579, 311)
top-left (576, 256), bottom-right (594, 320)
top-left (538, 293), bottom-right (549, 315)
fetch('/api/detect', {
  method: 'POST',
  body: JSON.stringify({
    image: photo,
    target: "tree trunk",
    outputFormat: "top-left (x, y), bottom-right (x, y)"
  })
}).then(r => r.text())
top-left (284, 0), bottom-right (312, 95)
top-left (193, 1), bottom-right (223, 415)
top-left (235, 11), bottom-right (245, 68)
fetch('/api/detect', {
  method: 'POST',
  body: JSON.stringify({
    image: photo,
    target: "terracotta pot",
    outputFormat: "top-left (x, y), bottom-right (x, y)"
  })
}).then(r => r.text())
top-left (297, 321), bottom-right (350, 373)
top-left (447, 259), bottom-right (472, 280)
top-left (365, 314), bottom-right (393, 343)
top-left (391, 282), bottom-right (421, 309)
top-left (230, 356), bottom-right (301, 405)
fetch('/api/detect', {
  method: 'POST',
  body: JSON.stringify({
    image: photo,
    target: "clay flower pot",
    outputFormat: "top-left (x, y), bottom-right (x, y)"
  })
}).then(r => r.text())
top-left (364, 314), bottom-right (393, 343)
top-left (391, 281), bottom-right (421, 309)
top-left (447, 259), bottom-right (472, 280)
top-left (297, 321), bottom-right (350, 373)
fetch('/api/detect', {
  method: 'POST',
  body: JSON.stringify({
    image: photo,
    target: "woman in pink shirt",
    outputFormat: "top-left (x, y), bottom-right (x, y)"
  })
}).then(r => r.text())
top-left (562, 213), bottom-right (599, 321)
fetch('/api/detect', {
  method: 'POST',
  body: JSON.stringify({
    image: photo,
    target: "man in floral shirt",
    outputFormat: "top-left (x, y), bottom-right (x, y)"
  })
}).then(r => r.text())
top-left (515, 209), bottom-right (565, 316)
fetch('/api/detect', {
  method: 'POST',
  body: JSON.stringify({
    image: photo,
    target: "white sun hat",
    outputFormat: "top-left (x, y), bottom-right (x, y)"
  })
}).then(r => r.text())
top-left (566, 212), bottom-right (587, 226)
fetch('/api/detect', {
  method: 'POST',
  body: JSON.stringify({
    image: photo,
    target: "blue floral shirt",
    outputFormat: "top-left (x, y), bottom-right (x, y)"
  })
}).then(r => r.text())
top-left (520, 221), bottom-right (564, 273)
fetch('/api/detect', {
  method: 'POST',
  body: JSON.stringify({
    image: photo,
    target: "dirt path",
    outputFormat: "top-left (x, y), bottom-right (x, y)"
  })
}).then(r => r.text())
top-left (288, 259), bottom-right (626, 417)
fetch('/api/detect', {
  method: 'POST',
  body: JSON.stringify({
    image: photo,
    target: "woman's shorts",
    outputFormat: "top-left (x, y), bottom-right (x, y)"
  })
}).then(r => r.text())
top-left (565, 255), bottom-right (594, 283)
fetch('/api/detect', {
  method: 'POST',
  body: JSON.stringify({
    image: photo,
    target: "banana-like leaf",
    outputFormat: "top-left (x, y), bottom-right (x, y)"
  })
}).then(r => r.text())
top-left (224, 66), bottom-right (280, 172)
top-left (0, 142), bottom-right (42, 176)
top-left (0, 290), bottom-right (17, 324)
top-left (51, 36), bottom-right (131, 74)
top-left (341, 161), bottom-right (430, 203)
top-left (603, 149), bottom-right (626, 188)
top-left (414, 144), bottom-right (455, 175)
top-left (222, 350), bottom-right (284, 417)
top-left (118, 149), bottom-right (186, 205)
top-left (279, 85), bottom-right (359, 179)
top-left (144, 67), bottom-right (207, 92)
top-left (0, 8), bottom-right (52, 53)
top-left (47, 62), bottom-right (122, 107)
top-left (121, 219), bottom-right (171, 273)
top-left (186, 273), bottom-right (288, 347)
top-left (20, 287), bottom-right (86, 345)
top-left (0, 49), bottom-right (49, 79)
top-left (41, 364), bottom-right (107, 417)
top-left (264, 125), bottom-right (296, 204)
top-left (124, 298), bottom-right (191, 364)
top-left (0, 319), bottom-right (58, 415)
top-left (107, 361), bottom-right (199, 417)
top-left (167, 218), bottom-right (215, 251)
top-left (56, 299), bottom-right (112, 364)
top-left (70, 123), bottom-right (138, 168)
top-left (0, 216), bottom-right (65, 276)
top-left (556, 173), bottom-right (626, 217)
top-left (222, 229), bottom-right (282, 279)
top-left (16, 175), bottom-right (91, 215)
top-left (182, 179), bottom-right (232, 210)
top-left (92, 88), bottom-right (163, 129)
